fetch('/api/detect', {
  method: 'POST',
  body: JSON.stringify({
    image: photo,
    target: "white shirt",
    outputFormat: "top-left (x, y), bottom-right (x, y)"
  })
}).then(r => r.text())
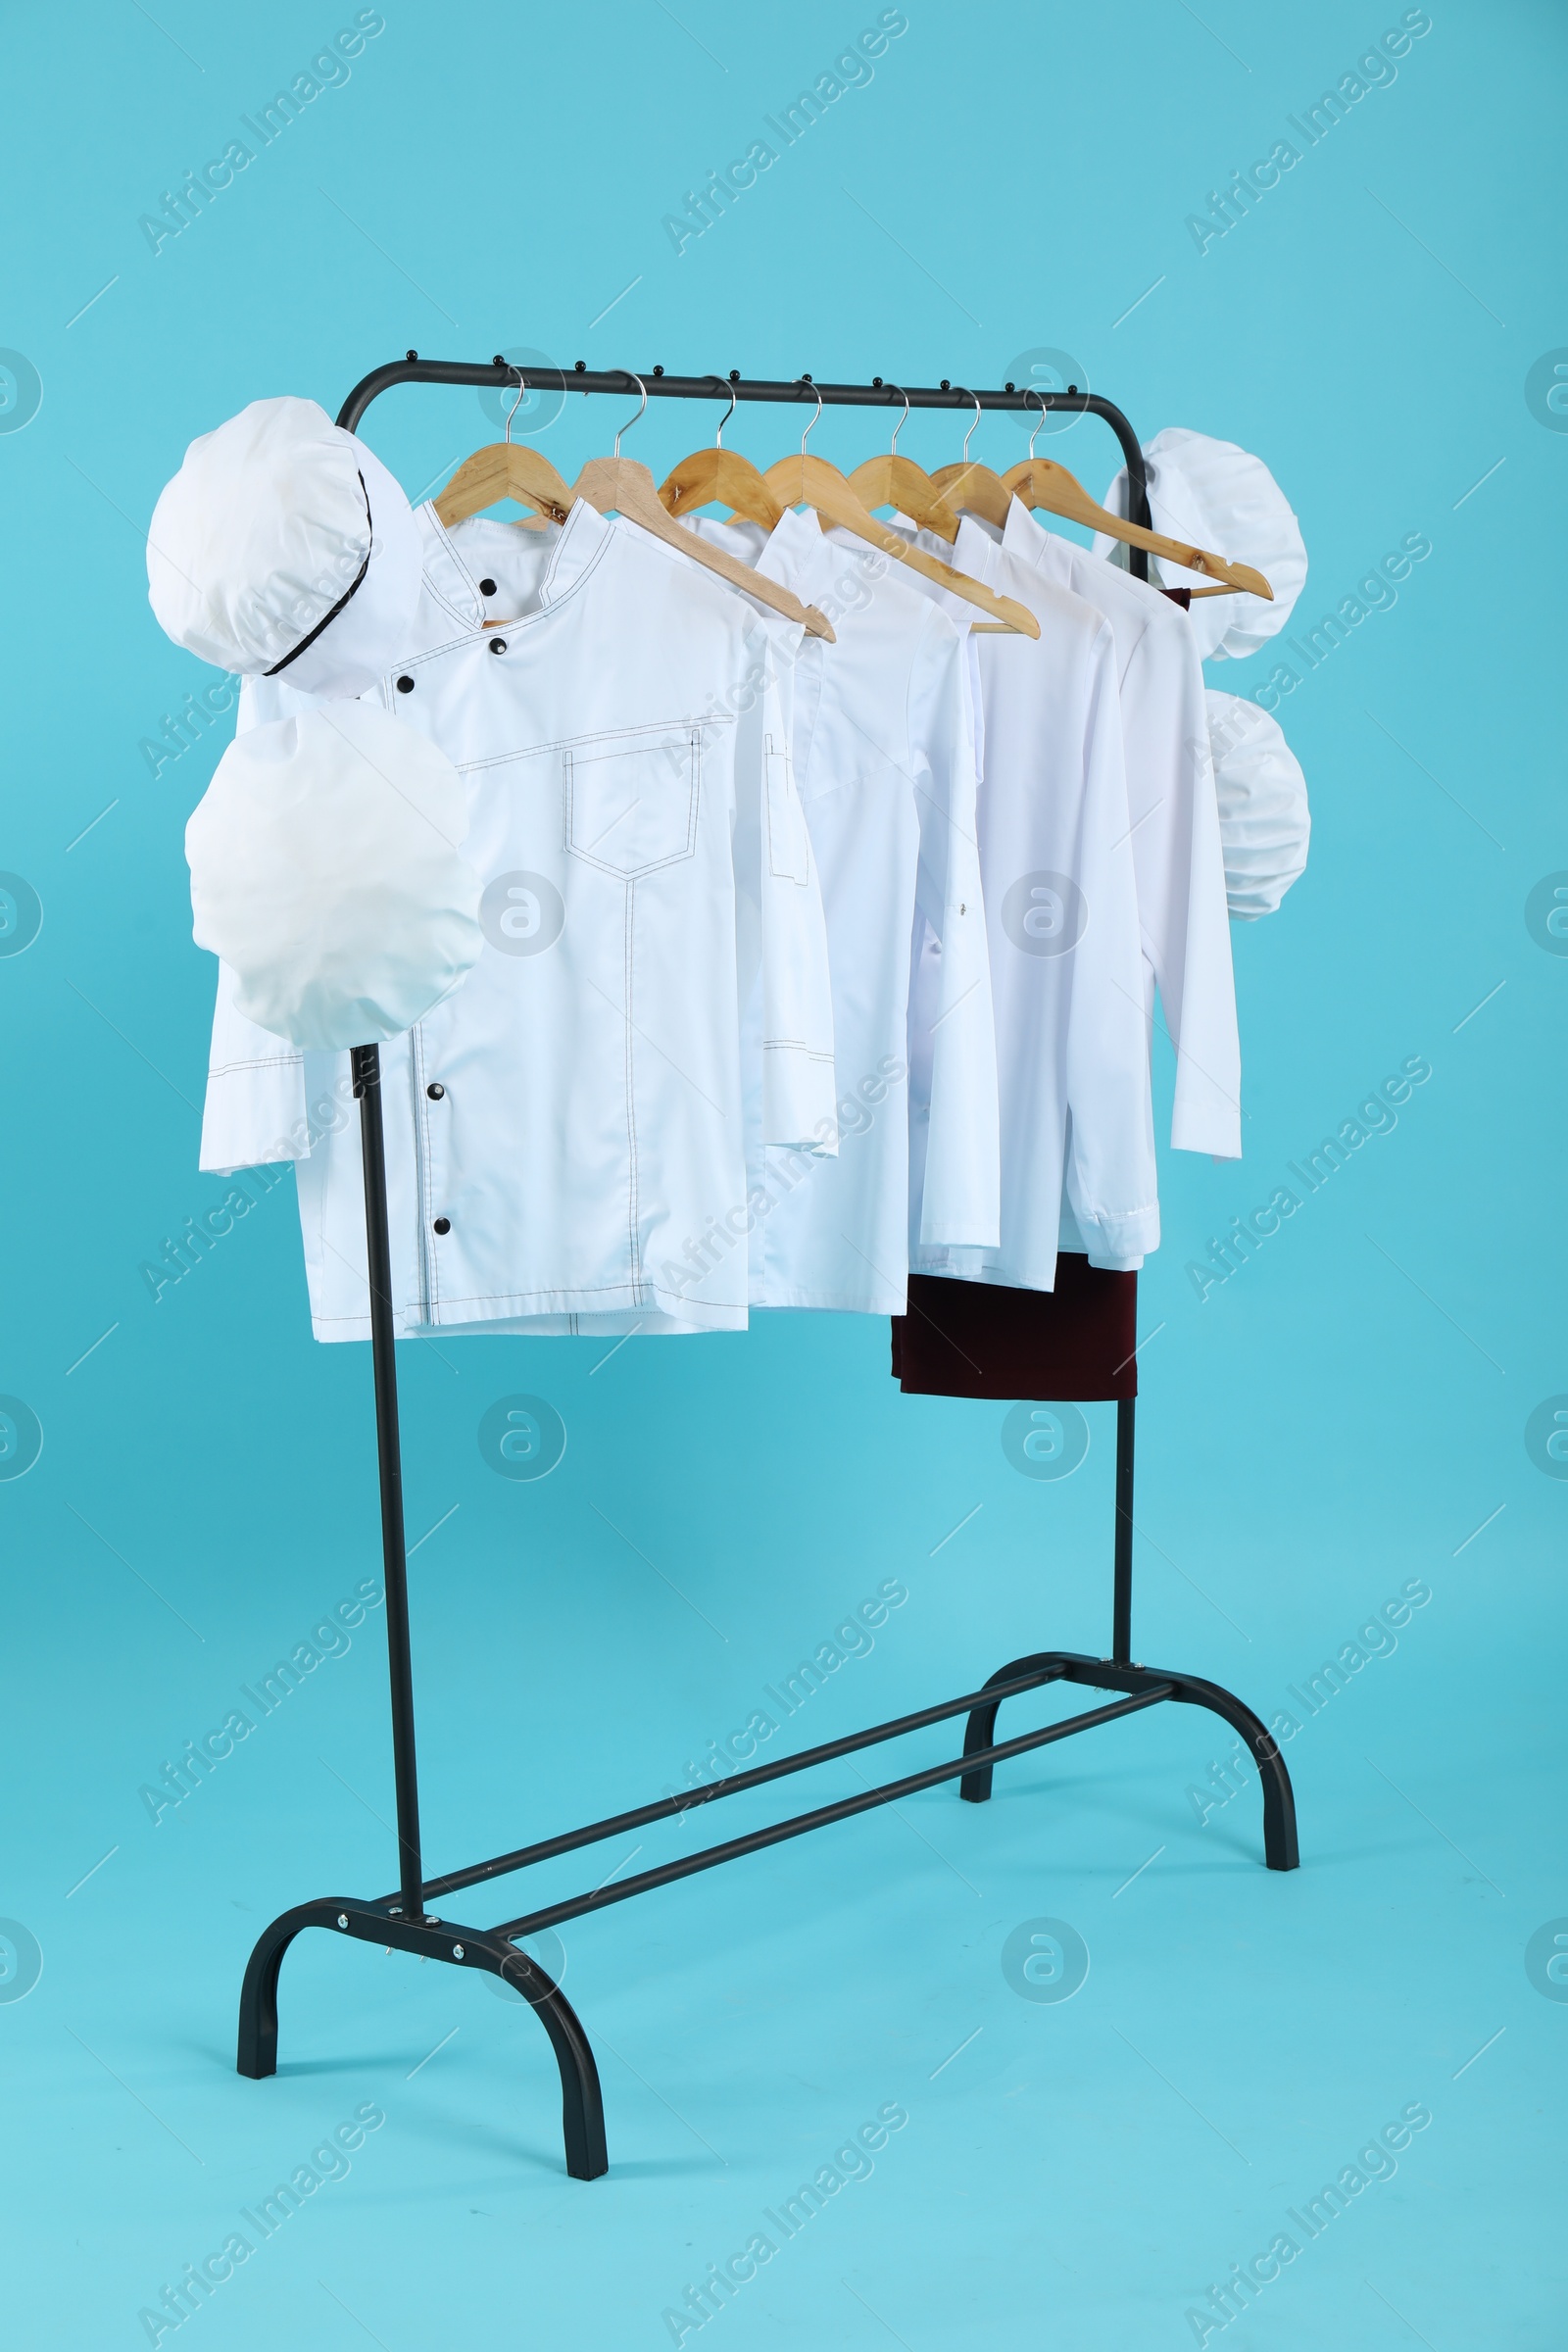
top-left (683, 508), bottom-right (999, 1311)
top-left (997, 504), bottom-right (1241, 1158)
top-left (887, 523), bottom-right (1158, 1286)
top-left (198, 498), bottom-right (836, 1341)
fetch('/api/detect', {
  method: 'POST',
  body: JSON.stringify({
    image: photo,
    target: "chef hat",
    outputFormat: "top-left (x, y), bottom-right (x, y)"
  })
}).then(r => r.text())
top-left (187, 703), bottom-right (483, 1051)
top-left (1205, 691), bottom-right (1309, 920)
top-left (1093, 427), bottom-right (1307, 663)
top-left (148, 397), bottom-right (423, 697)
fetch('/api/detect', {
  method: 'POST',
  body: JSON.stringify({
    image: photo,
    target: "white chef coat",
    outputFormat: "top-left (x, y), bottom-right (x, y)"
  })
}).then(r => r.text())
top-left (997, 503), bottom-right (1241, 1159)
top-left (681, 507), bottom-right (999, 1311)
top-left (884, 522), bottom-right (1158, 1288)
top-left (198, 497), bottom-right (837, 1342)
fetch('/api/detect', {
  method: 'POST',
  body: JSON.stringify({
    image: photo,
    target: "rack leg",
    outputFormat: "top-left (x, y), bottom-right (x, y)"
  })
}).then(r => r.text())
top-left (235, 1904), bottom-right (307, 2081)
top-left (957, 1650), bottom-right (1298, 1870)
top-left (352, 1045), bottom-right (423, 1923)
top-left (495, 1945), bottom-right (609, 2181)
top-left (236, 1902), bottom-right (609, 2180)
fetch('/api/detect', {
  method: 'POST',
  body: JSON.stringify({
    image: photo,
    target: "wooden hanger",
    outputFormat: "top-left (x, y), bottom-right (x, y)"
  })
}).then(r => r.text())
top-left (844, 384), bottom-right (961, 542)
top-left (659, 379), bottom-right (784, 530)
top-left (764, 388), bottom-right (1039, 638)
top-left (575, 379), bottom-right (833, 640)
top-left (1003, 395), bottom-right (1271, 600)
top-left (927, 387), bottom-right (1011, 532)
top-left (433, 372), bottom-right (573, 530)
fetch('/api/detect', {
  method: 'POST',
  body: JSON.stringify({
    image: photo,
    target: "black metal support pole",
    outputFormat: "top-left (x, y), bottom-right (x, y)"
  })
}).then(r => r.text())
top-left (351, 1044), bottom-right (423, 1921)
top-left (1112, 1396), bottom-right (1136, 1664)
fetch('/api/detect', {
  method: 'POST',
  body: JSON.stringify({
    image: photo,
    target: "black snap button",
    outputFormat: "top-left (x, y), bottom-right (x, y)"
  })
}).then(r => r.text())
top-left (489, 637), bottom-right (507, 655)
top-left (396, 674), bottom-right (415, 693)
top-left (426, 1082), bottom-right (445, 1101)
top-left (479, 577), bottom-right (498, 597)
top-left (433, 1216), bottom-right (451, 1235)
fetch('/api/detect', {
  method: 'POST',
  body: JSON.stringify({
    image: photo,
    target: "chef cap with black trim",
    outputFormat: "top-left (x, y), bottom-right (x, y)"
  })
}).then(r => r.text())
top-left (148, 396), bottom-right (422, 697)
top-left (1094, 426), bottom-right (1307, 664)
top-left (186, 704), bottom-right (483, 1051)
top-left (1205, 690), bottom-right (1310, 920)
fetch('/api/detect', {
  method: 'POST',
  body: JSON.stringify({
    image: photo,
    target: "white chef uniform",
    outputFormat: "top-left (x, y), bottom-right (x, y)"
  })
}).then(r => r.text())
top-left (681, 507), bottom-right (999, 1311)
top-left (995, 502), bottom-right (1242, 1160)
top-left (199, 497), bottom-right (836, 1342)
top-left (883, 522), bottom-right (1157, 1287)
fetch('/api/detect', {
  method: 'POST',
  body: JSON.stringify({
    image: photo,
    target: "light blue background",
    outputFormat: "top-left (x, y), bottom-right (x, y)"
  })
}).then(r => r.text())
top-left (1, 3), bottom-right (1562, 2345)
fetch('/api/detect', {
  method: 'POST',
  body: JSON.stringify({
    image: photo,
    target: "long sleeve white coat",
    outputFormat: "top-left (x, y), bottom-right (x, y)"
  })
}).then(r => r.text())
top-left (891, 525), bottom-right (1158, 1288)
top-left (998, 504), bottom-right (1242, 1158)
top-left (198, 498), bottom-right (836, 1341)
top-left (683, 508), bottom-right (999, 1310)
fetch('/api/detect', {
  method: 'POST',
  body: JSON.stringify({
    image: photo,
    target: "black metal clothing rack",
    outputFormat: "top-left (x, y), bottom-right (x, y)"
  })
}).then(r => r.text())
top-left (236, 359), bottom-right (1298, 2181)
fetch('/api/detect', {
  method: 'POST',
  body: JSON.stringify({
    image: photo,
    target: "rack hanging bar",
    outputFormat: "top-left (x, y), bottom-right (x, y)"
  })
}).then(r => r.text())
top-left (334, 358), bottom-right (1152, 572)
top-left (494, 1685), bottom-right (1177, 1943)
top-left (408, 1658), bottom-right (1075, 1908)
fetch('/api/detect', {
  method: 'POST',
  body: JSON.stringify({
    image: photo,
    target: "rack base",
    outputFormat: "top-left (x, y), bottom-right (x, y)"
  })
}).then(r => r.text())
top-left (236, 1648), bottom-right (1296, 2180)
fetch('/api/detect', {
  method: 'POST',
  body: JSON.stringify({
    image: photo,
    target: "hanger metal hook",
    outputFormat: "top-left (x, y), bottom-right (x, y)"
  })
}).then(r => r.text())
top-left (1027, 387), bottom-right (1050, 460)
top-left (798, 379), bottom-right (823, 457)
top-left (504, 367), bottom-right (528, 446)
top-left (711, 375), bottom-right (737, 450)
top-left (885, 382), bottom-right (909, 457)
top-left (612, 374), bottom-right (649, 458)
top-left (957, 386), bottom-right (982, 466)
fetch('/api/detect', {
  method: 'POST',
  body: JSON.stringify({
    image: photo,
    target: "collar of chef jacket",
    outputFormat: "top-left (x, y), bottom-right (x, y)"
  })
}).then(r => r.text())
top-left (196, 492), bottom-right (839, 1343)
top-left (881, 517), bottom-right (1160, 1284)
top-left (995, 501), bottom-right (1241, 1161)
top-left (677, 505), bottom-right (1002, 1310)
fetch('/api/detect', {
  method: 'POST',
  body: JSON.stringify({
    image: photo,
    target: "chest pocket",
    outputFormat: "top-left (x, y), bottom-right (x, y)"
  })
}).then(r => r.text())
top-left (564, 726), bottom-right (701, 880)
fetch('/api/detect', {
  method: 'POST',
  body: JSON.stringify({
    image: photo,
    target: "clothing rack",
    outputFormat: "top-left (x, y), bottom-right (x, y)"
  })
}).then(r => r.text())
top-left (236, 357), bottom-right (1298, 2181)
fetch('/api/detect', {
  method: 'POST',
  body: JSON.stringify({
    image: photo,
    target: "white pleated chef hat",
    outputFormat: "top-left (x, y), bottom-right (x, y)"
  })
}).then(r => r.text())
top-left (1204, 691), bottom-right (1310, 920)
top-left (187, 704), bottom-right (483, 1050)
top-left (1093, 427), bottom-right (1307, 663)
top-left (148, 397), bottom-right (423, 697)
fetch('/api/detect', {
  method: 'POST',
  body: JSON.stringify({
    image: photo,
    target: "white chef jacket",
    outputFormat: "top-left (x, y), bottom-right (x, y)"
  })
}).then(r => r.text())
top-left (997, 503), bottom-right (1241, 1158)
top-left (885, 522), bottom-right (1158, 1287)
top-left (198, 498), bottom-right (836, 1341)
top-left (681, 507), bottom-right (999, 1311)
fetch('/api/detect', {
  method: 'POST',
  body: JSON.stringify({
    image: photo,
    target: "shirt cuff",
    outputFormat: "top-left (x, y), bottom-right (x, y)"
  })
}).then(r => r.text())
top-left (1170, 1101), bottom-right (1242, 1158)
top-left (199, 1054), bottom-right (310, 1173)
top-left (1072, 1201), bottom-right (1160, 1267)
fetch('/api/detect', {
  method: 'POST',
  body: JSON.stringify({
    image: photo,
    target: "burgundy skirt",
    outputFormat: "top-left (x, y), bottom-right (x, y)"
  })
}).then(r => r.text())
top-left (891, 1256), bottom-right (1138, 1401)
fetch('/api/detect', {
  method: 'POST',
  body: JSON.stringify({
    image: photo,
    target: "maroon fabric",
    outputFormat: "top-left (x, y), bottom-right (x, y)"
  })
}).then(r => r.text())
top-left (891, 1257), bottom-right (1138, 1401)
top-left (1159, 585), bottom-right (1193, 611)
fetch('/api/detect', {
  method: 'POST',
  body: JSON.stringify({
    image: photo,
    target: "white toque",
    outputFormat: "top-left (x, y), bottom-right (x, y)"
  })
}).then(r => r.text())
top-left (186, 703), bottom-right (483, 1050)
top-left (1095, 427), bottom-right (1307, 662)
top-left (148, 396), bottom-right (423, 697)
top-left (1205, 690), bottom-right (1310, 919)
